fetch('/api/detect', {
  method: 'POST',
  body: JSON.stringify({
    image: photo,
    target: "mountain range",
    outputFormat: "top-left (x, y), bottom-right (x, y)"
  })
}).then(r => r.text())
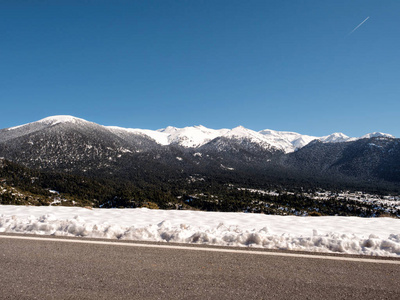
top-left (1, 115), bottom-right (399, 193)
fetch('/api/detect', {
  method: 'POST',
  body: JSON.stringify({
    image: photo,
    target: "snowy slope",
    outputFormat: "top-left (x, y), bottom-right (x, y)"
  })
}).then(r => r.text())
top-left (1, 205), bottom-right (399, 257)
top-left (107, 126), bottom-right (170, 145)
top-left (157, 125), bottom-right (230, 148)
top-left (258, 129), bottom-right (317, 152)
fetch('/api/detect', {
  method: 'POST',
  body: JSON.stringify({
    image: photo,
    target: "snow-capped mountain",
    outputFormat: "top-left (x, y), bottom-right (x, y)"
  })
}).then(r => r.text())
top-left (3, 115), bottom-right (395, 153)
top-left (0, 115), bottom-right (399, 191)
top-left (0, 115), bottom-right (162, 172)
top-left (131, 124), bottom-right (393, 153)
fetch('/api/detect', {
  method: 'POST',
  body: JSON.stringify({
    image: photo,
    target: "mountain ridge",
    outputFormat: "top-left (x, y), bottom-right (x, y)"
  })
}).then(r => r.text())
top-left (1, 115), bottom-right (399, 193)
top-left (4, 115), bottom-right (395, 153)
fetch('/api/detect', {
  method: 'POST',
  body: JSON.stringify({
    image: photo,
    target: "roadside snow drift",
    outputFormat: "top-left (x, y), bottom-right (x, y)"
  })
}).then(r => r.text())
top-left (1, 206), bottom-right (399, 257)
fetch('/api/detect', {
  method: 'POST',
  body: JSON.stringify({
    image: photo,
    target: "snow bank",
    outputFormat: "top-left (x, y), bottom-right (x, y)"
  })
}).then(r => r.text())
top-left (1, 206), bottom-right (399, 257)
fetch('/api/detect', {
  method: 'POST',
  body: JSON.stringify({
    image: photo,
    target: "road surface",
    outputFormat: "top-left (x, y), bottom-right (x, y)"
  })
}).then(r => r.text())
top-left (0, 234), bottom-right (399, 299)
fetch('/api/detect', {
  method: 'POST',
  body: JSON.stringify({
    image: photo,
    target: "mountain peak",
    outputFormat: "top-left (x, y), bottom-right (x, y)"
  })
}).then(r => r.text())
top-left (330, 132), bottom-right (348, 137)
top-left (6, 115), bottom-right (89, 132)
top-left (319, 132), bottom-right (350, 143)
top-left (38, 115), bottom-right (89, 126)
top-left (361, 132), bottom-right (395, 139)
top-left (229, 125), bottom-right (250, 133)
top-left (193, 125), bottom-right (207, 130)
top-left (157, 126), bottom-right (178, 133)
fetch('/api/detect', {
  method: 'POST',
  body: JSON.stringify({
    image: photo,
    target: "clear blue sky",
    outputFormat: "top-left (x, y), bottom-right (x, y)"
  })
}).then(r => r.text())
top-left (1, 0), bottom-right (399, 137)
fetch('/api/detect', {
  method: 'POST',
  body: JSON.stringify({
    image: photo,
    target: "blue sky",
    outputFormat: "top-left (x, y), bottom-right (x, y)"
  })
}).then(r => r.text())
top-left (1, 0), bottom-right (399, 137)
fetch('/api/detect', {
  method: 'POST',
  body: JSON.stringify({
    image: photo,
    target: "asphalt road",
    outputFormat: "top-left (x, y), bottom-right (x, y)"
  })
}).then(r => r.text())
top-left (0, 234), bottom-right (399, 299)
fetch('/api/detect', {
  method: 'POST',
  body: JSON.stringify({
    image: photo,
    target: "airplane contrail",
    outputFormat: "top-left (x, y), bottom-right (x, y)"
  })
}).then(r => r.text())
top-left (348, 16), bottom-right (370, 35)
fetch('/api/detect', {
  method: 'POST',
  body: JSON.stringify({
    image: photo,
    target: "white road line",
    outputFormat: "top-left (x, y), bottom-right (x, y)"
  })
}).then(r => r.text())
top-left (1, 234), bottom-right (399, 265)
